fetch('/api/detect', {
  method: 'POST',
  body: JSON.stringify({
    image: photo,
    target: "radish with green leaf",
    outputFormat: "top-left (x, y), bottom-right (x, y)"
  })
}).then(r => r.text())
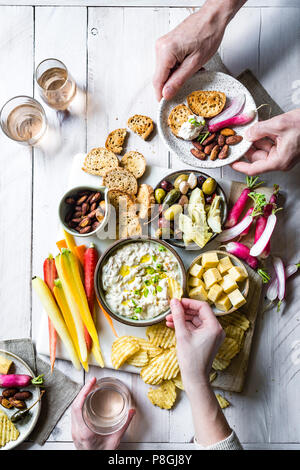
top-left (225, 176), bottom-right (263, 228)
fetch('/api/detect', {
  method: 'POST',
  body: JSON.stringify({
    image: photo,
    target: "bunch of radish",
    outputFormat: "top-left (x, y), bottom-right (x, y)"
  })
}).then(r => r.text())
top-left (218, 179), bottom-right (282, 277)
top-left (265, 259), bottom-right (300, 311)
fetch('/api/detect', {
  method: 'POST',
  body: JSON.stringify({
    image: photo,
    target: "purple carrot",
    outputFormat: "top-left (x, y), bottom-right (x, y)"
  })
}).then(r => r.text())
top-left (225, 176), bottom-right (263, 228)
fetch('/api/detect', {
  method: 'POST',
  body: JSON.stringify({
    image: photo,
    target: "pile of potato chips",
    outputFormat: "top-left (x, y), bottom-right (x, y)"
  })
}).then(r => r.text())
top-left (111, 310), bottom-right (250, 410)
top-left (0, 410), bottom-right (19, 448)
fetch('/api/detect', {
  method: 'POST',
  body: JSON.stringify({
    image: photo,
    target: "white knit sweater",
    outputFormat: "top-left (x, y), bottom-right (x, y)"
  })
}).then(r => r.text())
top-left (194, 430), bottom-right (243, 450)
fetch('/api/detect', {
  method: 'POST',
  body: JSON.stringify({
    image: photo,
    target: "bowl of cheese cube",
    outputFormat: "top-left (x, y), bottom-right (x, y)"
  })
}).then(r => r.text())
top-left (187, 250), bottom-right (249, 315)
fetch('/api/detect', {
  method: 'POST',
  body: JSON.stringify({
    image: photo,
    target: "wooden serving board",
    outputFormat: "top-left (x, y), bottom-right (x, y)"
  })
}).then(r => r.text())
top-left (36, 157), bottom-right (272, 392)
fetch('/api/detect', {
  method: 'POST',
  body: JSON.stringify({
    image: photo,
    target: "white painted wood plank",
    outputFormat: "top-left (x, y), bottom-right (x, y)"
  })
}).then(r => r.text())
top-left (31, 6), bottom-right (87, 442)
top-left (1, 2), bottom-right (300, 8)
top-left (86, 7), bottom-right (171, 444)
top-left (0, 6), bottom-right (33, 340)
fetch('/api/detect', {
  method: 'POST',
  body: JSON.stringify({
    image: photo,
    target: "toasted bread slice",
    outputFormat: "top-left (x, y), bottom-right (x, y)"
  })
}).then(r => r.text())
top-left (82, 147), bottom-right (119, 176)
top-left (167, 104), bottom-right (191, 137)
top-left (187, 90), bottom-right (226, 118)
top-left (127, 115), bottom-right (154, 140)
top-left (105, 128), bottom-right (127, 154)
top-left (119, 212), bottom-right (142, 238)
top-left (120, 151), bottom-right (146, 179)
top-left (103, 167), bottom-right (138, 195)
top-left (108, 190), bottom-right (137, 216)
top-left (136, 184), bottom-right (155, 219)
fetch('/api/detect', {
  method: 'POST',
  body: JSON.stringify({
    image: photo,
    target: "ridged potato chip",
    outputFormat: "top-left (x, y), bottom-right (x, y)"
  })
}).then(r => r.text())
top-left (209, 371), bottom-right (217, 383)
top-left (141, 348), bottom-right (179, 384)
top-left (212, 356), bottom-right (231, 371)
top-left (173, 373), bottom-right (184, 390)
top-left (218, 312), bottom-right (250, 331)
top-left (215, 394), bottom-right (230, 409)
top-left (135, 337), bottom-right (163, 358)
top-left (146, 323), bottom-right (176, 349)
top-left (140, 354), bottom-right (164, 385)
top-left (127, 349), bottom-right (149, 367)
top-left (0, 410), bottom-right (19, 448)
top-left (167, 278), bottom-right (183, 300)
top-left (148, 380), bottom-right (177, 410)
top-left (216, 337), bottom-right (239, 361)
top-left (224, 325), bottom-right (244, 349)
top-left (111, 336), bottom-right (140, 369)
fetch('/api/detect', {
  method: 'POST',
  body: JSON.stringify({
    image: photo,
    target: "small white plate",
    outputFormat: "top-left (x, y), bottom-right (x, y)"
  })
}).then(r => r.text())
top-left (157, 71), bottom-right (257, 169)
top-left (0, 350), bottom-right (41, 450)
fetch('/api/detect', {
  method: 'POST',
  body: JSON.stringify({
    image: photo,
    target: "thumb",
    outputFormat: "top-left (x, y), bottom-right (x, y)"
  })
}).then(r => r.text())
top-left (170, 298), bottom-right (187, 335)
top-left (162, 54), bottom-right (201, 100)
top-left (109, 409), bottom-right (136, 446)
top-left (246, 120), bottom-right (279, 142)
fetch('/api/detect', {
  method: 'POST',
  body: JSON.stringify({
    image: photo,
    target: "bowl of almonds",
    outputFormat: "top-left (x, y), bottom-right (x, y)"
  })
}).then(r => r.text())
top-left (59, 185), bottom-right (110, 238)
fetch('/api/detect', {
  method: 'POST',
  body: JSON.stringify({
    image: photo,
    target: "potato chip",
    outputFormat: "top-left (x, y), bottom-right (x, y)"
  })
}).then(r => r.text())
top-left (168, 278), bottom-right (183, 300)
top-left (127, 349), bottom-right (149, 367)
top-left (111, 336), bottom-right (140, 369)
top-left (0, 410), bottom-right (19, 448)
top-left (148, 380), bottom-right (177, 410)
top-left (212, 356), bottom-right (231, 371)
top-left (216, 337), bottom-right (239, 361)
top-left (224, 325), bottom-right (244, 349)
top-left (209, 371), bottom-right (217, 383)
top-left (141, 348), bottom-right (179, 384)
top-left (146, 322), bottom-right (176, 349)
top-left (218, 311), bottom-right (250, 331)
top-left (140, 354), bottom-right (164, 384)
top-left (173, 373), bottom-right (184, 390)
top-left (215, 394), bottom-right (230, 409)
top-left (135, 337), bottom-right (163, 358)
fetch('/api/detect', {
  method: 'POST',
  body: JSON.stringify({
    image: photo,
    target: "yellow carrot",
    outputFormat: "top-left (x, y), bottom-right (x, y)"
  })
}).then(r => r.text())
top-left (53, 280), bottom-right (89, 372)
top-left (55, 253), bottom-right (88, 362)
top-left (32, 277), bottom-right (81, 370)
top-left (62, 249), bottom-right (104, 367)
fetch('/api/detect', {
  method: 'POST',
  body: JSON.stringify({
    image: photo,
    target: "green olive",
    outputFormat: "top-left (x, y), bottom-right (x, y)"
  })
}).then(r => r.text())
top-left (174, 174), bottom-right (189, 189)
top-left (202, 177), bottom-right (217, 195)
top-left (155, 188), bottom-right (166, 204)
top-left (164, 204), bottom-right (183, 221)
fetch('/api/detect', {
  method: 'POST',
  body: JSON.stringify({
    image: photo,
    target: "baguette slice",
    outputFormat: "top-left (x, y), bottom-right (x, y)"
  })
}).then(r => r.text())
top-left (119, 212), bottom-right (142, 238)
top-left (120, 151), bottom-right (146, 179)
top-left (127, 115), bottom-right (154, 140)
top-left (105, 128), bottom-right (127, 154)
top-left (103, 167), bottom-right (138, 195)
top-left (136, 184), bottom-right (155, 219)
top-left (108, 190), bottom-right (137, 216)
top-left (82, 147), bottom-right (119, 176)
top-left (187, 90), bottom-right (226, 118)
top-left (167, 104), bottom-right (191, 137)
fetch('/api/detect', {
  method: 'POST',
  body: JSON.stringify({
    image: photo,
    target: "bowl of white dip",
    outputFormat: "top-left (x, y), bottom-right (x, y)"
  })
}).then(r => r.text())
top-left (95, 237), bottom-right (186, 326)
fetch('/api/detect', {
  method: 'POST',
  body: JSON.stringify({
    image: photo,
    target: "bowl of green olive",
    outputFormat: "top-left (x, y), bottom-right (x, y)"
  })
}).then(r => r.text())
top-left (153, 170), bottom-right (227, 250)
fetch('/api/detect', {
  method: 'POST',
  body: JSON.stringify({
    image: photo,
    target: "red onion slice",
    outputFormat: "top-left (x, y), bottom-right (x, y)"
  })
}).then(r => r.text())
top-left (208, 93), bottom-right (246, 126)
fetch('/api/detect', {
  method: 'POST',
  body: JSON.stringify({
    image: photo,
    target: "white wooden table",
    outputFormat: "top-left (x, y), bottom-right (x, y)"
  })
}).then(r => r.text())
top-left (1, 1), bottom-right (300, 451)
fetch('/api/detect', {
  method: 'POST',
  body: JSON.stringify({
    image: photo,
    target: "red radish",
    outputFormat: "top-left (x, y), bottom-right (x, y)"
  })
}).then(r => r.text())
top-left (223, 242), bottom-right (258, 269)
top-left (0, 374), bottom-right (44, 388)
top-left (255, 185), bottom-right (280, 258)
top-left (239, 208), bottom-right (254, 238)
top-left (83, 243), bottom-right (99, 351)
top-left (250, 212), bottom-right (277, 257)
top-left (225, 176), bottom-right (263, 228)
top-left (43, 254), bottom-right (58, 372)
top-left (273, 257), bottom-right (286, 310)
top-left (218, 215), bottom-right (253, 242)
top-left (208, 109), bottom-right (256, 133)
top-left (208, 94), bottom-right (245, 126)
top-left (266, 262), bottom-right (300, 306)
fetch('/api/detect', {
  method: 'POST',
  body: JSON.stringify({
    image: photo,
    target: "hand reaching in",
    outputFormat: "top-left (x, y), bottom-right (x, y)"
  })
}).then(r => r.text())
top-left (232, 109), bottom-right (300, 175)
top-left (166, 298), bottom-right (224, 392)
top-left (71, 377), bottom-right (135, 450)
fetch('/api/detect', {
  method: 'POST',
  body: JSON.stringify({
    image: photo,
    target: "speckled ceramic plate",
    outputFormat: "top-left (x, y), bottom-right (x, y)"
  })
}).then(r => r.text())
top-left (0, 350), bottom-right (41, 450)
top-left (157, 71), bottom-right (257, 169)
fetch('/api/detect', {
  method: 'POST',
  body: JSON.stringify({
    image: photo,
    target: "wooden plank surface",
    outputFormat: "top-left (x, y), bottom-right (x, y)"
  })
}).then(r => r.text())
top-left (0, 1), bottom-right (299, 449)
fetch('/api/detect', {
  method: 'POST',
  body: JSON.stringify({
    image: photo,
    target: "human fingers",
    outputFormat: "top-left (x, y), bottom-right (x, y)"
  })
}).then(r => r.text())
top-left (252, 137), bottom-right (274, 152)
top-left (244, 149), bottom-right (269, 163)
top-left (231, 158), bottom-right (276, 175)
top-left (72, 377), bottom-right (96, 417)
top-left (246, 120), bottom-right (279, 142)
top-left (107, 409), bottom-right (136, 449)
top-left (170, 298), bottom-right (188, 335)
top-left (162, 53), bottom-right (201, 100)
top-left (153, 38), bottom-right (177, 101)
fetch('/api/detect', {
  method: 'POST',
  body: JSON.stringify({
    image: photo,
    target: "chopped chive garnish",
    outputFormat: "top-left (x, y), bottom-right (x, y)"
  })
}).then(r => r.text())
top-left (144, 288), bottom-right (149, 297)
top-left (156, 285), bottom-right (162, 292)
top-left (158, 246), bottom-right (166, 252)
top-left (132, 299), bottom-right (137, 306)
top-left (152, 255), bottom-right (157, 262)
top-left (134, 307), bottom-right (142, 314)
top-left (144, 280), bottom-right (150, 286)
top-left (156, 263), bottom-right (163, 270)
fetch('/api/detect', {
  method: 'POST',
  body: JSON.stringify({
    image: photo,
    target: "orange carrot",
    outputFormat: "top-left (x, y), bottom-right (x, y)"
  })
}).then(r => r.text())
top-left (75, 245), bottom-right (87, 266)
top-left (96, 298), bottom-right (118, 338)
top-left (43, 255), bottom-right (58, 372)
top-left (56, 239), bottom-right (67, 252)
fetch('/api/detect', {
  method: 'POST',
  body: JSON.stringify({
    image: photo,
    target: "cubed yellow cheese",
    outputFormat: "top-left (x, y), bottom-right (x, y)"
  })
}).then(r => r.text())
top-left (215, 294), bottom-right (232, 312)
top-left (207, 283), bottom-right (223, 303)
top-left (189, 285), bottom-right (208, 301)
top-left (219, 274), bottom-right (238, 294)
top-left (228, 266), bottom-right (248, 283)
top-left (203, 268), bottom-right (222, 290)
top-left (228, 289), bottom-right (246, 308)
top-left (217, 256), bottom-right (234, 275)
top-left (188, 276), bottom-right (205, 288)
top-left (201, 252), bottom-right (219, 269)
top-left (189, 263), bottom-right (204, 279)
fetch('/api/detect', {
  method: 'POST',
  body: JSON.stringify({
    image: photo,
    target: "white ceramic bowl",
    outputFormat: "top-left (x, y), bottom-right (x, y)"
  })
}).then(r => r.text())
top-left (157, 71), bottom-right (258, 169)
